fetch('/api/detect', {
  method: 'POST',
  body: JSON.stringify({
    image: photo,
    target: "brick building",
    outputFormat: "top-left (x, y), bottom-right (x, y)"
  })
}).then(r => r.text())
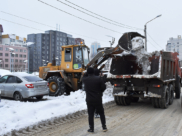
top-left (0, 44), bottom-right (28, 72)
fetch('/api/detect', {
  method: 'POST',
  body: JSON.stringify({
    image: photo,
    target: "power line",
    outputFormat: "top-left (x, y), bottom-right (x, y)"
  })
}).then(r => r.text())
top-left (0, 18), bottom-right (108, 46)
top-left (64, 0), bottom-right (143, 30)
top-left (1, 11), bottom-right (55, 29)
top-left (147, 32), bottom-right (163, 49)
top-left (147, 40), bottom-right (160, 50)
top-left (0, 18), bottom-right (44, 31)
top-left (57, 0), bottom-right (142, 30)
top-left (37, 0), bottom-right (122, 34)
top-left (0, 11), bottom-right (109, 43)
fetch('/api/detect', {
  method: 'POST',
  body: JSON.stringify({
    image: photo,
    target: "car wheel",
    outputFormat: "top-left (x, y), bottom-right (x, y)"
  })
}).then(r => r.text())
top-left (36, 96), bottom-right (43, 100)
top-left (14, 92), bottom-right (23, 101)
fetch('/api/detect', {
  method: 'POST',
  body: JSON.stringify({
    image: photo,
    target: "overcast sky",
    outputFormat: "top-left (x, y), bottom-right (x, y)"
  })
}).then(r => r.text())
top-left (0, 0), bottom-right (181, 52)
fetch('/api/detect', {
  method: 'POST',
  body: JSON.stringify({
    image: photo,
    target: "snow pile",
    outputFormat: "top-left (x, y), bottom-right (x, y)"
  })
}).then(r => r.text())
top-left (0, 69), bottom-right (11, 76)
top-left (0, 83), bottom-right (113, 135)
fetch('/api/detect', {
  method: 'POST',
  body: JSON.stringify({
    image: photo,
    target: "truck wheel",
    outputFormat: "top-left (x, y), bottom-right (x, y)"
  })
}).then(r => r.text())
top-left (159, 86), bottom-right (169, 109)
top-left (47, 76), bottom-right (66, 96)
top-left (122, 96), bottom-right (131, 106)
top-left (175, 82), bottom-right (181, 99)
top-left (154, 98), bottom-right (160, 108)
top-left (114, 96), bottom-right (119, 105)
top-left (131, 97), bottom-right (139, 103)
top-left (152, 98), bottom-right (157, 108)
top-left (169, 85), bottom-right (174, 105)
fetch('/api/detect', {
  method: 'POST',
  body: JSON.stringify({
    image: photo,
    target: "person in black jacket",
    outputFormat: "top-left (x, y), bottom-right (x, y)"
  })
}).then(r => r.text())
top-left (82, 67), bottom-right (107, 133)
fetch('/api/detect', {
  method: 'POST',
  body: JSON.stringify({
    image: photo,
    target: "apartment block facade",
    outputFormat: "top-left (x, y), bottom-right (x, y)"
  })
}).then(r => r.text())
top-left (166, 35), bottom-right (182, 60)
top-left (27, 30), bottom-right (84, 72)
top-left (0, 44), bottom-right (28, 71)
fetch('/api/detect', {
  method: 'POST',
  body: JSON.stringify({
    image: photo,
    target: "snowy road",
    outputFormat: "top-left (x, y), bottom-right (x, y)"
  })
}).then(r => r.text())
top-left (33, 98), bottom-right (182, 136)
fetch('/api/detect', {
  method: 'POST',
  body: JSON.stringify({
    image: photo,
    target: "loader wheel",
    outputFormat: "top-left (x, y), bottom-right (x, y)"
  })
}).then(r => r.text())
top-left (117, 96), bottom-right (122, 105)
top-left (175, 82), bottom-right (181, 99)
top-left (169, 84), bottom-right (174, 105)
top-left (154, 98), bottom-right (160, 108)
top-left (122, 96), bottom-right (131, 106)
top-left (47, 76), bottom-right (66, 96)
top-left (152, 98), bottom-right (157, 108)
top-left (131, 97), bottom-right (139, 103)
top-left (159, 86), bottom-right (169, 109)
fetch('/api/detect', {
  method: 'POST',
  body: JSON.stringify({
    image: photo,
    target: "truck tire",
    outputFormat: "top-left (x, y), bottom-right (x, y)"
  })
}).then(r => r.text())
top-left (47, 76), bottom-right (66, 96)
top-left (175, 82), bottom-right (181, 99)
top-left (117, 96), bottom-right (122, 105)
top-left (114, 96), bottom-right (119, 105)
top-left (131, 97), bottom-right (139, 103)
top-left (154, 98), bottom-right (160, 108)
top-left (122, 96), bottom-right (131, 106)
top-left (169, 84), bottom-right (174, 105)
top-left (159, 86), bottom-right (169, 109)
top-left (152, 98), bottom-right (159, 108)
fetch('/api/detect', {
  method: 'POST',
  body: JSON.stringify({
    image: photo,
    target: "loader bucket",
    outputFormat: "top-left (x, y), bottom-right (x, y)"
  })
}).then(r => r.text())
top-left (118, 32), bottom-right (145, 51)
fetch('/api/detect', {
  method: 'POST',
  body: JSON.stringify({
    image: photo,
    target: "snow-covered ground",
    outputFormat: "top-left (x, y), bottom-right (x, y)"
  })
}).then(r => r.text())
top-left (0, 84), bottom-right (114, 135)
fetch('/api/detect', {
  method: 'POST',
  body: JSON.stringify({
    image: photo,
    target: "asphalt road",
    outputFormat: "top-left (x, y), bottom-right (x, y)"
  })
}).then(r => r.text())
top-left (34, 98), bottom-right (182, 136)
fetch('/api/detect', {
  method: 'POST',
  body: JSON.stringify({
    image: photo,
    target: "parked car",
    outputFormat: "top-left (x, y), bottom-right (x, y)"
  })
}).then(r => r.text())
top-left (0, 74), bottom-right (49, 101)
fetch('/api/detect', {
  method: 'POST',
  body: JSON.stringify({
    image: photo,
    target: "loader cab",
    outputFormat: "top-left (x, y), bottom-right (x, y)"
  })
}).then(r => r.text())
top-left (61, 45), bottom-right (90, 72)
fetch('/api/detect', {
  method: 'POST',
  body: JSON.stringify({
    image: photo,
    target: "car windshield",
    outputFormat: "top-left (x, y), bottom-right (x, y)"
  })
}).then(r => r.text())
top-left (23, 76), bottom-right (43, 82)
top-left (82, 47), bottom-right (89, 66)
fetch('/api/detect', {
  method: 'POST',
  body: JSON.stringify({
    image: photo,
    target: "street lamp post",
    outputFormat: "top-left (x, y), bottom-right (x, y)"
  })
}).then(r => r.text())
top-left (9, 48), bottom-right (14, 72)
top-left (144, 14), bottom-right (162, 51)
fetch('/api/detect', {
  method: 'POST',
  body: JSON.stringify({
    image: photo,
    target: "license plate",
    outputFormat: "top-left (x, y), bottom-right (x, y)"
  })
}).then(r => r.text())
top-left (37, 85), bottom-right (45, 89)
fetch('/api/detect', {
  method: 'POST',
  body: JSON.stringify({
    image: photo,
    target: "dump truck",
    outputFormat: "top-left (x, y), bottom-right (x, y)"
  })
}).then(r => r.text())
top-left (107, 41), bottom-right (182, 109)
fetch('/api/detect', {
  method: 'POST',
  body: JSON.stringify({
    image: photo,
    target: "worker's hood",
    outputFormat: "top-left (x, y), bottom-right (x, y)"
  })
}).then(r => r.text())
top-left (118, 32), bottom-right (145, 51)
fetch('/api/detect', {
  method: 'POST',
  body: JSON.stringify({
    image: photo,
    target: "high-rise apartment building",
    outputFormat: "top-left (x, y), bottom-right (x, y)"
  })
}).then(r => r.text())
top-left (166, 35), bottom-right (182, 60)
top-left (27, 30), bottom-right (84, 72)
top-left (90, 42), bottom-right (101, 59)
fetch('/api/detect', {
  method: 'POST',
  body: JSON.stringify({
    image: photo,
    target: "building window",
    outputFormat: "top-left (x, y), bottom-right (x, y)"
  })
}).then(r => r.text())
top-left (24, 50), bottom-right (26, 53)
top-left (15, 49), bottom-right (19, 52)
top-left (15, 54), bottom-right (18, 57)
top-left (11, 59), bottom-right (14, 62)
top-left (5, 48), bottom-right (9, 51)
top-left (5, 53), bottom-right (9, 57)
top-left (19, 60), bottom-right (22, 63)
top-left (15, 59), bottom-right (18, 62)
top-left (0, 47), bottom-right (3, 50)
top-left (5, 59), bottom-right (8, 62)
top-left (20, 49), bottom-right (23, 52)
top-left (5, 64), bottom-right (8, 67)
top-left (0, 53), bottom-right (2, 56)
top-left (23, 55), bottom-right (26, 58)
top-left (19, 54), bottom-right (22, 58)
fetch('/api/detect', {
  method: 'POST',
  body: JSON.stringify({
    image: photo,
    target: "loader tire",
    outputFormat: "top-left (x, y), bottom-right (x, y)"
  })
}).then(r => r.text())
top-left (131, 97), bottom-right (139, 103)
top-left (169, 84), bottom-right (174, 105)
top-left (117, 96), bottom-right (122, 105)
top-left (175, 82), bottom-right (181, 99)
top-left (159, 86), bottom-right (169, 109)
top-left (47, 76), bottom-right (66, 96)
top-left (119, 96), bottom-right (124, 105)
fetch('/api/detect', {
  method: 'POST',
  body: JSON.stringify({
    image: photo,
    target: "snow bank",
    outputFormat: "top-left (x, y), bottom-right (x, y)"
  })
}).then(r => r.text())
top-left (0, 83), bottom-right (114, 135)
top-left (0, 69), bottom-right (11, 77)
